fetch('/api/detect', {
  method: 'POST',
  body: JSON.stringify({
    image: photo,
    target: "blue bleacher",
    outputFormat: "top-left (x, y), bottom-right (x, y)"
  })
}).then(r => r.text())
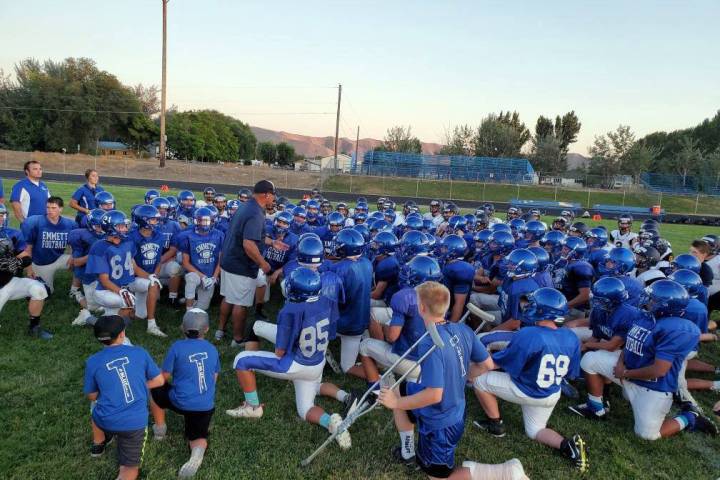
top-left (640, 173), bottom-right (698, 195)
top-left (509, 199), bottom-right (581, 215)
top-left (592, 204), bottom-right (664, 220)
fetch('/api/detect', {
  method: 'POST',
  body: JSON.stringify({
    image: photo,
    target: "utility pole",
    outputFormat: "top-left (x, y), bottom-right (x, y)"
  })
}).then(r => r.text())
top-left (333, 83), bottom-right (342, 172)
top-left (159, 0), bottom-right (169, 168)
top-left (354, 125), bottom-right (360, 172)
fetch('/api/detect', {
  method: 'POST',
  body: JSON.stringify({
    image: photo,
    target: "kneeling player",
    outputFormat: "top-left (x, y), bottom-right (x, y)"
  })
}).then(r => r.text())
top-left (180, 207), bottom-right (224, 311)
top-left (150, 309), bottom-right (220, 478)
top-left (226, 268), bottom-right (351, 450)
top-left (378, 281), bottom-right (528, 480)
top-left (472, 288), bottom-right (588, 472)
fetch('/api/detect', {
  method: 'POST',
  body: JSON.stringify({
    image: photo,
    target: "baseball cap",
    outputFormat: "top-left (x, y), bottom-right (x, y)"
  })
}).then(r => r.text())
top-left (182, 308), bottom-right (209, 337)
top-left (253, 180), bottom-right (276, 195)
top-left (94, 315), bottom-right (125, 342)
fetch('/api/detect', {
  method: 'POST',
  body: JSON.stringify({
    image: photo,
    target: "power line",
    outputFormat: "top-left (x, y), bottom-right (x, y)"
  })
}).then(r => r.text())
top-left (0, 106), bottom-right (336, 115)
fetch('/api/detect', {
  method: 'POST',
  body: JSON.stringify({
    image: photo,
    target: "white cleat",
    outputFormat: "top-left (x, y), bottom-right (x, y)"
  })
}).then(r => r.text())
top-left (328, 413), bottom-right (351, 450)
top-left (226, 402), bottom-right (263, 419)
top-left (178, 456), bottom-right (203, 479)
top-left (147, 325), bottom-right (168, 337)
top-left (72, 309), bottom-right (92, 327)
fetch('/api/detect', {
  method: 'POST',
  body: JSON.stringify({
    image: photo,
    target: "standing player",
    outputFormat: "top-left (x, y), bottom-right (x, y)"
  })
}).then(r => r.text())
top-left (69, 169), bottom-right (104, 225)
top-left (610, 214), bottom-right (638, 248)
top-left (368, 231), bottom-right (400, 339)
top-left (472, 288), bottom-right (588, 472)
top-left (180, 207), bottom-right (224, 311)
top-left (0, 204), bottom-right (50, 338)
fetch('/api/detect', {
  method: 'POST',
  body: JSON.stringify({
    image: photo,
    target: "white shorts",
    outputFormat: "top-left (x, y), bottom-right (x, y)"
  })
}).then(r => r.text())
top-left (33, 254), bottom-right (71, 292)
top-left (82, 281), bottom-right (100, 312)
top-left (220, 269), bottom-right (256, 307)
top-left (0, 277), bottom-right (48, 313)
top-left (253, 320), bottom-right (277, 344)
top-left (678, 350), bottom-right (699, 406)
top-left (358, 338), bottom-right (420, 382)
top-left (233, 350), bottom-right (324, 419)
top-left (469, 292), bottom-right (499, 311)
top-left (370, 299), bottom-right (387, 308)
top-left (370, 307), bottom-right (393, 326)
top-left (580, 349), bottom-right (672, 440)
top-left (339, 334), bottom-right (363, 373)
top-left (184, 271), bottom-right (215, 310)
top-left (570, 326), bottom-right (593, 342)
top-left (158, 260), bottom-right (183, 280)
top-left (474, 371), bottom-right (560, 439)
top-left (94, 278), bottom-right (150, 318)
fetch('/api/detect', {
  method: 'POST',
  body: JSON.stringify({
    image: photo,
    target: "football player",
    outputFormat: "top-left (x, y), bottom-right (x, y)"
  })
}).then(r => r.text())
top-left (68, 209), bottom-right (107, 326)
top-left (610, 214), bottom-right (637, 248)
top-left (440, 235), bottom-right (474, 322)
top-left (180, 207), bottom-right (224, 311)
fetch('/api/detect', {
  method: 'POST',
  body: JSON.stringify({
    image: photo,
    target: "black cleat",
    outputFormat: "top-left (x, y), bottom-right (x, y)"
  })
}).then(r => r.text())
top-left (682, 403), bottom-right (719, 436)
top-left (29, 325), bottom-right (53, 340)
top-left (472, 418), bottom-right (506, 438)
top-left (342, 389), bottom-right (364, 417)
top-left (568, 403), bottom-right (607, 420)
top-left (560, 379), bottom-right (579, 399)
top-left (391, 446), bottom-right (419, 470)
top-left (561, 434), bottom-right (589, 473)
top-left (90, 435), bottom-right (114, 458)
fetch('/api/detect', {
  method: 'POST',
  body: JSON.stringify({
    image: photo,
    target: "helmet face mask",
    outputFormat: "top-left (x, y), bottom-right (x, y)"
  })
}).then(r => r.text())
top-left (520, 288), bottom-right (569, 326)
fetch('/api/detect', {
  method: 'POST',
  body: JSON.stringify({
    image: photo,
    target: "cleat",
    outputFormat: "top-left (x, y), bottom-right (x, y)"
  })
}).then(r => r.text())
top-left (560, 379), bottom-right (579, 399)
top-left (226, 402), bottom-right (263, 419)
top-left (90, 435), bottom-right (114, 458)
top-left (391, 445), bottom-right (418, 469)
top-left (153, 423), bottom-right (167, 440)
top-left (325, 350), bottom-right (341, 374)
top-left (147, 325), bottom-right (168, 337)
top-left (342, 389), bottom-right (364, 418)
top-left (562, 434), bottom-right (589, 473)
top-left (328, 413), bottom-right (351, 450)
top-left (214, 329), bottom-right (225, 342)
top-left (683, 403), bottom-right (719, 436)
top-left (72, 309), bottom-right (92, 326)
top-left (568, 403), bottom-right (606, 420)
top-left (29, 326), bottom-right (53, 340)
top-left (472, 418), bottom-right (506, 438)
top-left (178, 456), bottom-right (203, 479)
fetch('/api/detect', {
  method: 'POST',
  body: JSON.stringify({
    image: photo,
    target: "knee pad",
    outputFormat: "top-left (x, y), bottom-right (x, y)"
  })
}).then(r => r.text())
top-left (167, 262), bottom-right (182, 277)
top-left (28, 281), bottom-right (49, 301)
top-left (524, 422), bottom-right (542, 440)
top-left (358, 338), bottom-right (371, 357)
top-left (579, 351), bottom-right (596, 374)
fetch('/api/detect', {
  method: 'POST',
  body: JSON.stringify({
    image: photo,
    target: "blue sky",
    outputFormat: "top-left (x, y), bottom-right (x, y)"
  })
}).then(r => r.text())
top-left (2, 1), bottom-right (718, 153)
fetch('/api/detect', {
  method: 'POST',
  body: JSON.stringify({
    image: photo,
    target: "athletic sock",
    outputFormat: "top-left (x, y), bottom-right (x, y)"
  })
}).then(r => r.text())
top-left (399, 431), bottom-right (415, 459)
top-left (336, 390), bottom-right (349, 403)
top-left (147, 318), bottom-right (157, 329)
top-left (319, 413), bottom-right (331, 429)
top-left (244, 390), bottom-right (260, 406)
top-left (587, 394), bottom-right (605, 413)
top-left (169, 292), bottom-right (178, 299)
top-left (711, 380), bottom-right (720, 391)
top-left (674, 411), bottom-right (696, 431)
top-left (189, 446), bottom-right (206, 461)
top-left (29, 316), bottom-right (40, 329)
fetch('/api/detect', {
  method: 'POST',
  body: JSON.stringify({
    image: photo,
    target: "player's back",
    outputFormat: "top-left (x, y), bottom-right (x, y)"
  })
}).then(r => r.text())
top-left (332, 257), bottom-right (373, 335)
top-left (278, 298), bottom-right (333, 367)
top-left (389, 287), bottom-right (425, 360)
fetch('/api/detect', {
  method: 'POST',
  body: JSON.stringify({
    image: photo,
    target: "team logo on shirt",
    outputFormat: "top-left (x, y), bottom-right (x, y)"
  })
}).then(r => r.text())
top-left (195, 242), bottom-right (217, 263)
top-left (140, 242), bottom-right (160, 264)
top-left (41, 231), bottom-right (69, 250)
top-left (106, 357), bottom-right (134, 403)
top-left (625, 325), bottom-right (651, 357)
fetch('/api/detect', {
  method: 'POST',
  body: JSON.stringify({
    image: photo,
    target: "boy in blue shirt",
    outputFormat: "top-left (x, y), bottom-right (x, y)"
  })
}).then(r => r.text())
top-left (150, 309), bottom-right (220, 479)
top-left (83, 315), bottom-right (164, 480)
top-left (180, 207), bottom-right (224, 311)
top-left (440, 235), bottom-right (475, 322)
top-left (378, 281), bottom-right (527, 479)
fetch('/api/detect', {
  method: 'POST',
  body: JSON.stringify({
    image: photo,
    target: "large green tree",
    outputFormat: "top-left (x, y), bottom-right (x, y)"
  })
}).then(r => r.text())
top-left (377, 125), bottom-right (422, 154)
top-left (165, 110), bottom-right (255, 163)
top-left (472, 111), bottom-right (530, 158)
top-left (531, 111), bottom-right (581, 174)
top-left (275, 141), bottom-right (295, 166)
top-left (257, 141), bottom-right (277, 164)
top-left (587, 125), bottom-right (636, 184)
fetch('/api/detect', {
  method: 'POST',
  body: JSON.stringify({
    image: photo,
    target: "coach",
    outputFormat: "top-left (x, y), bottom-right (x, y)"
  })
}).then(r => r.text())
top-left (10, 160), bottom-right (50, 223)
top-left (69, 168), bottom-right (104, 224)
top-left (219, 180), bottom-right (275, 347)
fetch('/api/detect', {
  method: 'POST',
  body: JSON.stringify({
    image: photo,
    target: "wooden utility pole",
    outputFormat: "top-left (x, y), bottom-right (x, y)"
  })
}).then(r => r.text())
top-left (333, 83), bottom-right (342, 172)
top-left (159, 0), bottom-right (169, 168)
top-left (354, 125), bottom-right (360, 171)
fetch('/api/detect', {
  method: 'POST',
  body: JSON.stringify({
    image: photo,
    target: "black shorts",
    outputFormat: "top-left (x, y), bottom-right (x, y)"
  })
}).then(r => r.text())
top-left (101, 428), bottom-right (146, 467)
top-left (151, 384), bottom-right (215, 441)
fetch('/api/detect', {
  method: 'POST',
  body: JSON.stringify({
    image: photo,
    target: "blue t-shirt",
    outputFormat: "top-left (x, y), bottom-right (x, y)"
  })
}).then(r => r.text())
top-left (128, 229), bottom-right (166, 274)
top-left (682, 298), bottom-right (708, 352)
top-left (624, 316), bottom-right (700, 392)
top-left (10, 178), bottom-right (50, 218)
top-left (220, 199), bottom-right (264, 278)
top-left (315, 226), bottom-right (338, 256)
top-left (331, 257), bottom-right (373, 336)
top-left (263, 230), bottom-right (298, 270)
top-left (289, 222), bottom-right (311, 236)
top-left (86, 239), bottom-right (137, 290)
top-left (589, 303), bottom-right (640, 341)
top-left (493, 326), bottom-right (581, 399)
top-left (276, 298), bottom-right (333, 367)
top-left (83, 345), bottom-right (161, 431)
top-left (157, 220), bottom-right (182, 250)
top-left (374, 255), bottom-right (400, 304)
top-left (21, 215), bottom-right (76, 265)
top-left (320, 270), bottom-right (344, 340)
top-left (408, 322), bottom-right (488, 429)
top-left (498, 276), bottom-right (540, 322)
top-left (442, 259), bottom-right (474, 311)
top-left (619, 275), bottom-right (644, 307)
top-left (389, 287), bottom-right (425, 360)
top-left (162, 339), bottom-right (220, 411)
top-left (532, 270), bottom-right (554, 289)
top-left (180, 229), bottom-right (225, 277)
top-left (559, 260), bottom-right (594, 306)
top-left (68, 228), bottom-right (103, 283)
top-left (71, 183), bottom-right (104, 223)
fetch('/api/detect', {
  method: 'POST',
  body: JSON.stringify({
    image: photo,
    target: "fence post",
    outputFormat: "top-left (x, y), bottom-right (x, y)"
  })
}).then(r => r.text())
top-left (554, 185), bottom-right (558, 201)
top-left (695, 193), bottom-right (700, 214)
top-left (622, 189), bottom-right (626, 206)
top-left (449, 176), bottom-right (453, 200)
top-left (415, 177), bottom-right (420, 198)
top-left (516, 183), bottom-right (520, 200)
top-left (124, 158), bottom-right (128, 177)
top-left (252, 166), bottom-right (255, 185)
top-left (382, 175), bottom-right (386, 192)
top-left (587, 188), bottom-right (591, 208)
top-left (285, 170), bottom-right (288, 189)
top-left (349, 174), bottom-right (353, 193)
top-left (63, 155), bottom-right (66, 174)
top-left (94, 156), bottom-right (97, 171)
top-left (658, 191), bottom-right (662, 207)
top-left (482, 182), bottom-right (486, 201)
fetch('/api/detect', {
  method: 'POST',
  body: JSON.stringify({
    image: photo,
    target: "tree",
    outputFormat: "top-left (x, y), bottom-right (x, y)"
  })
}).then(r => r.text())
top-left (131, 84), bottom-right (160, 116)
top-left (439, 124), bottom-right (474, 156)
top-left (166, 110), bottom-right (239, 162)
top-left (620, 143), bottom-right (655, 182)
top-left (276, 142), bottom-right (295, 166)
top-left (554, 111), bottom-right (581, 153)
top-left (531, 111), bottom-right (581, 174)
top-left (587, 125), bottom-right (636, 184)
top-left (535, 116), bottom-right (554, 141)
top-left (670, 136), bottom-right (703, 186)
top-left (257, 141), bottom-right (276, 164)
top-left (378, 125), bottom-right (422, 154)
top-left (472, 112), bottom-right (529, 158)
top-left (531, 135), bottom-right (565, 174)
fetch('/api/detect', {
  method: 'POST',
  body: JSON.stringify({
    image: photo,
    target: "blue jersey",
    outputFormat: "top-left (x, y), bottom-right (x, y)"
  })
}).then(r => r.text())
top-left (177, 206), bottom-right (196, 221)
top-left (389, 287), bottom-right (425, 360)
top-left (0, 227), bottom-right (28, 254)
top-left (68, 228), bottom-right (103, 283)
top-left (493, 326), bottom-right (581, 399)
top-left (307, 216), bottom-right (326, 228)
top-left (498, 277), bottom-right (540, 322)
top-left (532, 270), bottom-right (554, 289)
top-left (315, 226), bottom-right (338, 256)
top-left (559, 260), bottom-right (594, 305)
top-left (289, 222), bottom-right (311, 236)
top-left (624, 316), bottom-right (700, 393)
top-left (71, 183), bottom-right (104, 223)
top-left (162, 339), bottom-right (220, 411)
top-left (10, 178), bottom-right (50, 217)
top-left (442, 259), bottom-right (474, 312)
top-left (180, 229), bottom-right (225, 277)
top-left (276, 298), bottom-right (333, 367)
top-left (682, 298), bottom-right (708, 352)
top-left (618, 275), bottom-right (644, 307)
top-left (374, 255), bottom-right (400, 304)
top-left (589, 303), bottom-right (641, 341)
top-left (408, 322), bottom-right (488, 429)
top-left (587, 249), bottom-right (606, 270)
top-left (87, 239), bottom-right (137, 290)
top-left (21, 215), bottom-right (76, 265)
top-left (320, 270), bottom-right (344, 340)
top-left (216, 216), bottom-right (230, 234)
top-left (157, 220), bottom-right (182, 250)
top-left (331, 257), bottom-right (373, 335)
top-left (263, 231), bottom-right (298, 270)
top-left (282, 258), bottom-right (333, 279)
top-left (83, 345), bottom-right (161, 431)
top-left (128, 229), bottom-right (166, 274)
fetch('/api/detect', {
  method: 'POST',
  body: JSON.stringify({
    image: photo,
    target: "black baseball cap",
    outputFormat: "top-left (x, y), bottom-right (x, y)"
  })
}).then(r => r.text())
top-left (253, 180), bottom-right (276, 195)
top-left (94, 315), bottom-right (125, 342)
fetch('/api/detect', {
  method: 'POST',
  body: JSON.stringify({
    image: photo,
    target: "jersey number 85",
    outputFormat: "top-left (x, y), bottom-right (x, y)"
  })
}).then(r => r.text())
top-left (299, 319), bottom-right (330, 358)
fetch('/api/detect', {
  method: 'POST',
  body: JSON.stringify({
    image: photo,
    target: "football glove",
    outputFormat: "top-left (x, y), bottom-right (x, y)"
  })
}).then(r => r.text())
top-left (201, 276), bottom-right (216, 289)
top-left (148, 274), bottom-right (162, 288)
top-left (119, 288), bottom-right (136, 308)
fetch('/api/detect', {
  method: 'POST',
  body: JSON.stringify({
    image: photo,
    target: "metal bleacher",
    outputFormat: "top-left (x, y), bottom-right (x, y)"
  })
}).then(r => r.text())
top-left (509, 199), bottom-right (581, 215)
top-left (640, 173), bottom-right (698, 195)
top-left (592, 204), bottom-right (664, 220)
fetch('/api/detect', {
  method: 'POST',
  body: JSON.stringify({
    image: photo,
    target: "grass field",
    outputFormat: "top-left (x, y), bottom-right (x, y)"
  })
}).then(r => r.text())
top-left (1, 179), bottom-right (720, 479)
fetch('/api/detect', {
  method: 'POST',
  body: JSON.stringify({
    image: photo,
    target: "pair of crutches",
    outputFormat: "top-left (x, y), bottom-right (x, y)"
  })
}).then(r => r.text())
top-left (301, 303), bottom-right (494, 466)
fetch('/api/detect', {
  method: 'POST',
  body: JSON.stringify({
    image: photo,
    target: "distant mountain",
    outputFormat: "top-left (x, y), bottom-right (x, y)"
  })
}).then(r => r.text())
top-left (250, 126), bottom-right (443, 158)
top-left (566, 152), bottom-right (589, 170)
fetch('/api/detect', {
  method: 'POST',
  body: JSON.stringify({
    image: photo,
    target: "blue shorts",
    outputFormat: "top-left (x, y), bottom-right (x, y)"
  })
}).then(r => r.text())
top-left (416, 419), bottom-right (465, 478)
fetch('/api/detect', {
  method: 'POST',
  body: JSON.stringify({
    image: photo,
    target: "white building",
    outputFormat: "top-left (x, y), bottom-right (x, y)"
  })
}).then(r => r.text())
top-left (305, 154), bottom-right (353, 172)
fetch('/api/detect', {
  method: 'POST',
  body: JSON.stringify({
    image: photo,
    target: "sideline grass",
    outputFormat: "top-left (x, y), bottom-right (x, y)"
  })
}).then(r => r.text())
top-left (1, 179), bottom-right (720, 479)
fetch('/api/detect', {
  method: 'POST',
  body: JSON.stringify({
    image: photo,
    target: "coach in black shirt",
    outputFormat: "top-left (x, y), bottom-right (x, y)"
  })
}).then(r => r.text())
top-left (219, 180), bottom-right (275, 347)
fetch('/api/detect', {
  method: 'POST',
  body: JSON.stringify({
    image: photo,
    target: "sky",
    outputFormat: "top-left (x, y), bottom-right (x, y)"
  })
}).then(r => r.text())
top-left (2, 0), bottom-right (719, 153)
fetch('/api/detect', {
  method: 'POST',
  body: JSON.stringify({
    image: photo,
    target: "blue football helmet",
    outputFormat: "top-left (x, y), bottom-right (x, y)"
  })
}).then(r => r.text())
top-left (473, 229), bottom-right (493, 251)
top-left (642, 279), bottom-right (689, 318)
top-left (166, 196), bottom-right (179, 217)
top-left (327, 212), bottom-right (345, 231)
top-left (355, 202), bottom-right (369, 214)
top-left (405, 214), bottom-right (424, 231)
top-left (521, 288), bottom-right (569, 325)
top-left (560, 236), bottom-right (587, 260)
top-left (86, 209), bottom-right (106, 237)
top-left (509, 218), bottom-right (526, 237)
top-left (502, 248), bottom-right (538, 279)
top-left (591, 277), bottom-right (628, 312)
top-left (292, 206), bottom-right (307, 224)
top-left (151, 197), bottom-right (171, 220)
top-left (487, 231), bottom-right (515, 255)
top-left (400, 230), bottom-right (430, 262)
top-left (353, 224), bottom-right (371, 243)
top-left (226, 199), bottom-right (240, 217)
top-left (369, 219), bottom-right (393, 235)
top-left (297, 236), bottom-right (324, 266)
top-left (598, 247), bottom-right (635, 276)
top-left (668, 269), bottom-right (704, 299)
top-left (335, 228), bottom-right (366, 257)
top-left (273, 211), bottom-right (293, 235)
top-left (369, 211), bottom-right (384, 222)
top-left (523, 220), bottom-right (547, 242)
top-left (178, 190), bottom-right (196, 208)
top-left (144, 189), bottom-right (160, 204)
top-left (100, 210), bottom-right (130, 238)
top-left (671, 254), bottom-right (701, 274)
top-left (584, 227), bottom-right (608, 249)
top-left (464, 214), bottom-right (477, 231)
top-left (541, 230), bottom-right (566, 254)
top-left (354, 212), bottom-right (368, 224)
top-left (448, 215), bottom-right (467, 233)
top-left (95, 191), bottom-right (116, 210)
top-left (528, 246), bottom-right (550, 271)
top-left (491, 223), bottom-right (511, 234)
top-left (383, 209), bottom-right (396, 224)
top-left (193, 207), bottom-right (214, 233)
top-left (398, 255), bottom-right (443, 288)
top-left (132, 204), bottom-right (161, 231)
top-left (371, 231), bottom-right (399, 255)
top-left (286, 267), bottom-right (322, 302)
top-left (440, 234), bottom-right (467, 262)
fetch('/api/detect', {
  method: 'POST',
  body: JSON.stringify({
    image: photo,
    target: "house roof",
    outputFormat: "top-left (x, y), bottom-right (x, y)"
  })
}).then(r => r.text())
top-left (98, 141), bottom-right (130, 150)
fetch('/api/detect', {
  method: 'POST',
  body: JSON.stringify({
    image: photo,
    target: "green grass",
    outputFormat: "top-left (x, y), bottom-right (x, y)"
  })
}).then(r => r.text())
top-left (1, 179), bottom-right (720, 479)
top-left (324, 175), bottom-right (720, 216)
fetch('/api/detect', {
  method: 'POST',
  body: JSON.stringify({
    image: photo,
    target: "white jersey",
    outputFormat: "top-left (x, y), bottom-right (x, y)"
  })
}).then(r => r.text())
top-left (636, 268), bottom-right (666, 287)
top-left (488, 217), bottom-right (503, 227)
top-left (423, 212), bottom-right (444, 227)
top-left (706, 255), bottom-right (720, 296)
top-left (610, 230), bottom-right (638, 249)
top-left (195, 200), bottom-right (208, 208)
top-left (393, 213), bottom-right (405, 227)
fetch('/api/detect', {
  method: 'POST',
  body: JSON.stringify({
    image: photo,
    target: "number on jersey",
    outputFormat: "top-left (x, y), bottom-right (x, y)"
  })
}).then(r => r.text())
top-left (110, 251), bottom-right (133, 280)
top-left (299, 319), bottom-right (330, 357)
top-left (536, 354), bottom-right (570, 388)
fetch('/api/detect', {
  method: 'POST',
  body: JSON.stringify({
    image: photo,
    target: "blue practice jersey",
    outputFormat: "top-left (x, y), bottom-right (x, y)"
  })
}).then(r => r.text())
top-left (128, 229), bottom-right (166, 274)
top-left (83, 345), bottom-right (161, 431)
top-left (559, 260), bottom-right (594, 306)
top-left (682, 298), bottom-right (708, 352)
top-left (314, 226), bottom-right (338, 256)
top-left (498, 276), bottom-right (540, 322)
top-left (532, 270), bottom-right (554, 289)
top-left (389, 287), bottom-right (426, 360)
top-left (374, 255), bottom-right (400, 304)
top-left (86, 239), bottom-right (137, 290)
top-left (624, 316), bottom-right (700, 392)
top-left (276, 297), bottom-right (333, 367)
top-left (177, 206), bottom-right (196, 222)
top-left (157, 220), bottom-right (182, 250)
top-left (618, 275), bottom-right (644, 307)
top-left (282, 258), bottom-right (333, 279)
top-left (408, 322), bottom-right (488, 429)
top-left (331, 257), bottom-right (373, 336)
top-left (587, 249), bottom-right (607, 270)
top-left (320, 270), bottom-right (344, 340)
top-left (307, 216), bottom-right (326, 228)
top-left (443, 259), bottom-right (474, 313)
top-left (179, 229), bottom-right (225, 277)
top-left (589, 303), bottom-right (641, 341)
top-left (493, 326), bottom-right (581, 399)
top-left (162, 339), bottom-right (220, 411)
top-left (263, 230), bottom-right (298, 270)
top-left (289, 222), bottom-right (311, 236)
top-left (21, 215), bottom-right (76, 265)
top-left (68, 228), bottom-right (103, 283)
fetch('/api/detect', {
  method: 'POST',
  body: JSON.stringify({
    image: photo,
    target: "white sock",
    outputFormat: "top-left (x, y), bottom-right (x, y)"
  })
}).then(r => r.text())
top-left (190, 446), bottom-right (205, 461)
top-left (169, 292), bottom-right (178, 299)
top-left (462, 459), bottom-right (527, 480)
top-left (711, 380), bottom-right (720, 391)
top-left (399, 430), bottom-right (415, 459)
top-left (336, 390), bottom-right (349, 402)
top-left (147, 319), bottom-right (157, 329)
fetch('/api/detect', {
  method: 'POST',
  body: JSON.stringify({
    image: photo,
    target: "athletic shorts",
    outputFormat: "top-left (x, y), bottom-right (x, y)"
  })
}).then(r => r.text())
top-left (415, 418), bottom-right (465, 478)
top-left (150, 384), bottom-right (214, 441)
top-left (99, 427), bottom-right (147, 467)
top-left (220, 269), bottom-right (256, 307)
